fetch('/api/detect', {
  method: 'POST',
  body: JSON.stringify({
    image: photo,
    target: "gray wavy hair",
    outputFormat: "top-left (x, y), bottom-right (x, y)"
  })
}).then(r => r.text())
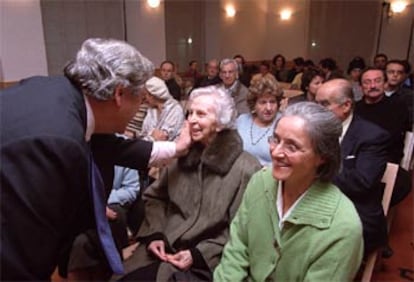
top-left (277, 101), bottom-right (342, 182)
top-left (188, 86), bottom-right (237, 130)
top-left (64, 38), bottom-right (154, 100)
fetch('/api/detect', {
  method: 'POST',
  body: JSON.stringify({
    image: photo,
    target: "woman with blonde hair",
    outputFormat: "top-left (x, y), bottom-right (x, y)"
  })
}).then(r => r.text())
top-left (236, 75), bottom-right (282, 166)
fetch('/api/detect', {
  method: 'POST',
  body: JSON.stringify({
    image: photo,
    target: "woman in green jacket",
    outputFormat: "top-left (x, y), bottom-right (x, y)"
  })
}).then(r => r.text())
top-left (214, 102), bottom-right (364, 281)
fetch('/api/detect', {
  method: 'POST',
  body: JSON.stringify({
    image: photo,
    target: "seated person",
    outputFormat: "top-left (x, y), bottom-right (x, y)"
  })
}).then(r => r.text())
top-left (159, 60), bottom-right (182, 101)
top-left (316, 79), bottom-right (390, 255)
top-left (279, 68), bottom-right (325, 111)
top-left (193, 59), bottom-right (221, 89)
top-left (67, 165), bottom-right (140, 281)
top-left (115, 86), bottom-right (261, 281)
top-left (236, 75), bottom-right (281, 166)
top-left (251, 61), bottom-right (279, 88)
top-left (139, 76), bottom-right (185, 142)
top-left (107, 165), bottom-right (140, 251)
top-left (214, 102), bottom-right (363, 281)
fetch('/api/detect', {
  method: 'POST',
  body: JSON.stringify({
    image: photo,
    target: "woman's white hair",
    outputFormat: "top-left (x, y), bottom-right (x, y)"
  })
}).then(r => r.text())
top-left (188, 86), bottom-right (237, 130)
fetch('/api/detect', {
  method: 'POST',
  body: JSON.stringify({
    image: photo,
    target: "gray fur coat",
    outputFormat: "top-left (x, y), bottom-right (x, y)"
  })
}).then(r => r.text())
top-left (117, 129), bottom-right (261, 281)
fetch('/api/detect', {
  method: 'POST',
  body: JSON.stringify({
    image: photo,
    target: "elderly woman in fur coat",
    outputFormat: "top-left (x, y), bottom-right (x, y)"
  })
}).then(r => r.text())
top-left (115, 86), bottom-right (261, 281)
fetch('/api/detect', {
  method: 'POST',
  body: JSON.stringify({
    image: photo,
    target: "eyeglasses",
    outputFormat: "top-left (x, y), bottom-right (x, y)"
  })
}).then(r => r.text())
top-left (268, 136), bottom-right (301, 155)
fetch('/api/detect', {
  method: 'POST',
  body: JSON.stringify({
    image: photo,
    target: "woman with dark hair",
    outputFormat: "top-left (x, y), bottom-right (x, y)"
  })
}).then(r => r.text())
top-left (272, 54), bottom-right (290, 82)
top-left (214, 102), bottom-right (363, 281)
top-left (347, 56), bottom-right (366, 101)
top-left (280, 68), bottom-right (325, 110)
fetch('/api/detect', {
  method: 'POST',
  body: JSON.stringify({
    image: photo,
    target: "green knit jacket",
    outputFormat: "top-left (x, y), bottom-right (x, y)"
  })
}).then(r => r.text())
top-left (214, 167), bottom-right (363, 282)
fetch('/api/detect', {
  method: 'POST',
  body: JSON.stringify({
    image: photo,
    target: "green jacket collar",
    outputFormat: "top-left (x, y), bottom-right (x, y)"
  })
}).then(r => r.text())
top-left (262, 168), bottom-right (340, 229)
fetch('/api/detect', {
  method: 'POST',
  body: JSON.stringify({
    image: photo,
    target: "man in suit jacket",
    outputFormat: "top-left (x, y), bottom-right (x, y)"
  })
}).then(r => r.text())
top-left (0, 38), bottom-right (190, 280)
top-left (316, 79), bottom-right (391, 255)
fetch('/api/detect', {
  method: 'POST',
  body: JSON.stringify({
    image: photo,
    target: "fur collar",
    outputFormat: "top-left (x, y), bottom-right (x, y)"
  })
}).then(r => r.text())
top-left (178, 130), bottom-right (243, 175)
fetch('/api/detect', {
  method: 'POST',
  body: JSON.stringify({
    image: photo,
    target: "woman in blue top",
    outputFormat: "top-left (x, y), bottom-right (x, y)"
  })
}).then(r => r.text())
top-left (236, 75), bottom-right (282, 166)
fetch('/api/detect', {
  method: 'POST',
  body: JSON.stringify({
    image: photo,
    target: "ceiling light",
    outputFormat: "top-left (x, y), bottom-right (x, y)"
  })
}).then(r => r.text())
top-left (280, 9), bottom-right (292, 20)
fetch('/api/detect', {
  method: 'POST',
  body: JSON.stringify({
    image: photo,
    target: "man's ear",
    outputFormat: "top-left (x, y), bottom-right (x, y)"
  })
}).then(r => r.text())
top-left (114, 85), bottom-right (123, 107)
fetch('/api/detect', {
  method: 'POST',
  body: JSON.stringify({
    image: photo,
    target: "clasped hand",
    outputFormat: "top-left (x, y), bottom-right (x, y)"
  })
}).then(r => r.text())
top-left (148, 240), bottom-right (193, 271)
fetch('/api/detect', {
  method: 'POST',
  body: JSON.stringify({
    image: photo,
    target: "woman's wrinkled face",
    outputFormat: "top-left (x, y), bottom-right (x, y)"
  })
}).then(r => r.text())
top-left (269, 116), bottom-right (323, 185)
top-left (187, 95), bottom-right (219, 145)
top-left (254, 93), bottom-right (278, 125)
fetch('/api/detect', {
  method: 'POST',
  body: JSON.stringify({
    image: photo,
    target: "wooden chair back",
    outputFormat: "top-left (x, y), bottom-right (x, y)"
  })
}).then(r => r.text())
top-left (361, 162), bottom-right (399, 282)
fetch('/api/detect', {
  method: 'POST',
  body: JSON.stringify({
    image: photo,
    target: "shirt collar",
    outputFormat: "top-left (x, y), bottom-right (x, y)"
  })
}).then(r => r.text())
top-left (276, 180), bottom-right (308, 230)
top-left (340, 112), bottom-right (353, 143)
top-left (84, 95), bottom-right (95, 142)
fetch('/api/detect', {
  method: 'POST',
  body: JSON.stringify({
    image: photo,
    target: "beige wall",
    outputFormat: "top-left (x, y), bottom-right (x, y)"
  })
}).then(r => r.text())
top-left (177, 0), bottom-right (310, 65)
top-left (0, 0), bottom-right (47, 82)
top-left (1, 0), bottom-right (414, 82)
top-left (379, 3), bottom-right (414, 62)
top-left (126, 0), bottom-right (166, 67)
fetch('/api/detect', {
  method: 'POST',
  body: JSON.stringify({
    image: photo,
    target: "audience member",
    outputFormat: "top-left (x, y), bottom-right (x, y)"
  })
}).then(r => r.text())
top-left (115, 86), bottom-right (261, 281)
top-left (384, 60), bottom-right (413, 126)
top-left (159, 60), bottom-right (182, 101)
top-left (251, 61), bottom-right (279, 87)
top-left (236, 75), bottom-right (281, 166)
top-left (347, 56), bottom-right (366, 101)
top-left (290, 59), bottom-right (315, 90)
top-left (218, 58), bottom-right (250, 116)
top-left (316, 79), bottom-right (390, 255)
top-left (183, 60), bottom-right (202, 86)
top-left (401, 60), bottom-right (414, 89)
top-left (319, 57), bottom-right (343, 81)
top-left (287, 57), bottom-right (305, 82)
top-left (233, 54), bottom-right (252, 87)
top-left (0, 38), bottom-right (191, 280)
top-left (214, 102), bottom-right (363, 281)
top-left (272, 54), bottom-right (290, 82)
top-left (355, 68), bottom-right (410, 163)
top-left (281, 67), bottom-right (324, 109)
top-left (67, 165), bottom-right (141, 281)
top-left (139, 76), bottom-right (185, 142)
top-left (373, 53), bottom-right (388, 70)
top-left (193, 59), bottom-right (221, 88)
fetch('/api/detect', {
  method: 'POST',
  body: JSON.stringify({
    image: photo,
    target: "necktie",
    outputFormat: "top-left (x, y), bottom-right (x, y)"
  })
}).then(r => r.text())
top-left (90, 155), bottom-right (124, 274)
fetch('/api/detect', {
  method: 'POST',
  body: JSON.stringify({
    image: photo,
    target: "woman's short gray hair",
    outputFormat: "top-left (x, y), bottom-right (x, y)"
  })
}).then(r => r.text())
top-left (64, 38), bottom-right (154, 100)
top-left (188, 86), bottom-right (237, 130)
top-left (276, 101), bottom-right (342, 182)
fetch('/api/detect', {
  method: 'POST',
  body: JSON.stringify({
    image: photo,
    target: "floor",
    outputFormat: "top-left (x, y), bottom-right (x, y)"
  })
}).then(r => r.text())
top-left (370, 185), bottom-right (414, 282)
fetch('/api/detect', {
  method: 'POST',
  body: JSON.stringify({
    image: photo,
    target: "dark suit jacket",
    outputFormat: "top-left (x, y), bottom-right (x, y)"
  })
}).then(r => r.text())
top-left (0, 76), bottom-right (152, 280)
top-left (334, 114), bottom-right (390, 255)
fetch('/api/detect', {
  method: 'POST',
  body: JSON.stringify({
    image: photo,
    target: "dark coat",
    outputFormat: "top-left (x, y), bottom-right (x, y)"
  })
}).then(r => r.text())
top-left (0, 76), bottom-right (152, 280)
top-left (334, 114), bottom-right (390, 254)
top-left (117, 130), bottom-right (261, 281)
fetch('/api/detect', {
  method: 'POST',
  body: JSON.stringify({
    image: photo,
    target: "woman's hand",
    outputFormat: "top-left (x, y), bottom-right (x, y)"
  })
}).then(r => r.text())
top-left (166, 250), bottom-right (193, 271)
top-left (147, 240), bottom-right (168, 261)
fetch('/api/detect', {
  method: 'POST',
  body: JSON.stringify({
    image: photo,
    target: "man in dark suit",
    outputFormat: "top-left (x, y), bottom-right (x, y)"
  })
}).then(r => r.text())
top-left (316, 79), bottom-right (391, 255)
top-left (0, 38), bottom-right (190, 280)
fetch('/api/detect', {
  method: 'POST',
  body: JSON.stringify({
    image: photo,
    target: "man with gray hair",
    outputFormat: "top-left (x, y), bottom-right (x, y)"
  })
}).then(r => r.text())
top-left (315, 78), bottom-right (390, 256)
top-left (0, 38), bottom-right (190, 280)
top-left (217, 58), bottom-right (249, 116)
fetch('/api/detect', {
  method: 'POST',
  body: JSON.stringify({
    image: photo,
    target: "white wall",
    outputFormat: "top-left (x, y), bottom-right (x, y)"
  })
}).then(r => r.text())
top-left (0, 0), bottom-right (47, 82)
